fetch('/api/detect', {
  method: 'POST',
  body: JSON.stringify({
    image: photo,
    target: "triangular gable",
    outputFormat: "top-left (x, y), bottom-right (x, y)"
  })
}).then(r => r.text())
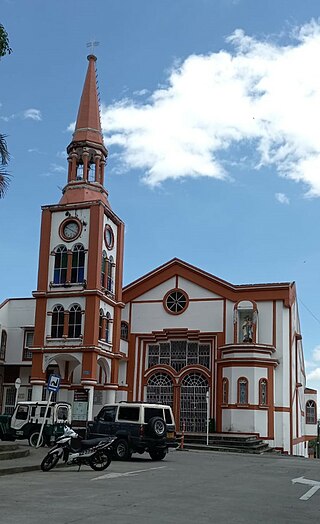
top-left (122, 258), bottom-right (295, 306)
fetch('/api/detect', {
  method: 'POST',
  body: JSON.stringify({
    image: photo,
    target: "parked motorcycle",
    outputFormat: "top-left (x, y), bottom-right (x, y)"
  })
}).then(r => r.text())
top-left (40, 425), bottom-right (115, 472)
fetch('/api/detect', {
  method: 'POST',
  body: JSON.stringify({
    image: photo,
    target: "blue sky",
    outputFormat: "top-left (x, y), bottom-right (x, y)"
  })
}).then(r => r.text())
top-left (1, 0), bottom-right (320, 393)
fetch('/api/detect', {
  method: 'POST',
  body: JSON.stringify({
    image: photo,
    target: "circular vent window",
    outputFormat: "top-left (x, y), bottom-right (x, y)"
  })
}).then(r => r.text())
top-left (164, 289), bottom-right (189, 315)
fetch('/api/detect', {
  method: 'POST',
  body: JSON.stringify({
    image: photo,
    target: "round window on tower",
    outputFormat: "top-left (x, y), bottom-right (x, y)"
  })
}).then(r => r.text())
top-left (163, 289), bottom-right (189, 315)
top-left (104, 224), bottom-right (114, 250)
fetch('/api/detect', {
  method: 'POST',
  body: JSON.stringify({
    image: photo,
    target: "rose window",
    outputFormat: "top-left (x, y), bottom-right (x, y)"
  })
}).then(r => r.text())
top-left (164, 289), bottom-right (188, 314)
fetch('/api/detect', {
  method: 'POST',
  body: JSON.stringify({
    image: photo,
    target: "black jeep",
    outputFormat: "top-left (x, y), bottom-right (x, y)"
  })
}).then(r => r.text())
top-left (87, 402), bottom-right (176, 460)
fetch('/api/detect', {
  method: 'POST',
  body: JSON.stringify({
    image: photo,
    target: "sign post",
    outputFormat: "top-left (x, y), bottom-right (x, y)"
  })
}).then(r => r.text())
top-left (36, 374), bottom-right (61, 448)
top-left (206, 390), bottom-right (210, 446)
top-left (14, 378), bottom-right (21, 408)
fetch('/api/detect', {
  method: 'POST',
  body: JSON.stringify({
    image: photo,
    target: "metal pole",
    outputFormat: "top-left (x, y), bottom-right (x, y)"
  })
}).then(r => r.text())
top-left (36, 390), bottom-right (53, 448)
top-left (206, 390), bottom-right (209, 446)
top-left (14, 378), bottom-right (21, 407)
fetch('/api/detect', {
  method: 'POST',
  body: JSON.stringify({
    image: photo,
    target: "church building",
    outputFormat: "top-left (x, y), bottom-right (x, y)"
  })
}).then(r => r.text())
top-left (0, 55), bottom-right (317, 456)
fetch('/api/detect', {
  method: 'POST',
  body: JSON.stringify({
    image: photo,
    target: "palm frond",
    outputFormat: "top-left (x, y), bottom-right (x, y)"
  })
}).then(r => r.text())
top-left (0, 133), bottom-right (10, 165)
top-left (0, 169), bottom-right (11, 199)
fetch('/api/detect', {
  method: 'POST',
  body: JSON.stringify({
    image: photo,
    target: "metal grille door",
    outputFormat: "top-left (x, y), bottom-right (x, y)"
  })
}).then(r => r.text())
top-left (180, 373), bottom-right (208, 432)
top-left (4, 386), bottom-right (16, 415)
top-left (146, 373), bottom-right (173, 407)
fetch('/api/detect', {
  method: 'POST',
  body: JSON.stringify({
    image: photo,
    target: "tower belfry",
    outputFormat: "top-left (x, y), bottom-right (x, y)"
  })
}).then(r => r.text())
top-left (60, 54), bottom-right (109, 206)
top-left (31, 55), bottom-right (125, 420)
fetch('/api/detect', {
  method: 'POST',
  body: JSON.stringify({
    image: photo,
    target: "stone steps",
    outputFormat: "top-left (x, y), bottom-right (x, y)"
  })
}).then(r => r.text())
top-left (179, 432), bottom-right (275, 454)
top-left (0, 443), bottom-right (30, 461)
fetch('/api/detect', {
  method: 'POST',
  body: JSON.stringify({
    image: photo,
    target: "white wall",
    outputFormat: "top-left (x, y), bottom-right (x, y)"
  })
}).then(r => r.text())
top-left (131, 300), bottom-right (223, 333)
top-left (177, 278), bottom-right (222, 299)
top-left (256, 302), bottom-right (273, 345)
top-left (49, 209), bottom-right (90, 287)
top-left (224, 366), bottom-right (267, 405)
top-left (132, 279), bottom-right (176, 301)
top-left (0, 299), bottom-right (35, 364)
top-left (222, 409), bottom-right (267, 435)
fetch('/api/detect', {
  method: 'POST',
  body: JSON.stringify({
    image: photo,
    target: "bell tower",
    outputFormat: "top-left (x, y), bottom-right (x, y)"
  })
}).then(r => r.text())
top-left (31, 55), bottom-right (125, 420)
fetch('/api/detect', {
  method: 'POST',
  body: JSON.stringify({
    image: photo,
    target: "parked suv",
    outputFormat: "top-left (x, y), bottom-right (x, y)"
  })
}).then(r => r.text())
top-left (87, 402), bottom-right (176, 460)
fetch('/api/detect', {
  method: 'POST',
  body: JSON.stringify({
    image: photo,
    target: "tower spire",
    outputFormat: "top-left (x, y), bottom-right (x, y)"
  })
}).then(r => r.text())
top-left (60, 55), bottom-right (109, 206)
top-left (72, 54), bottom-right (103, 145)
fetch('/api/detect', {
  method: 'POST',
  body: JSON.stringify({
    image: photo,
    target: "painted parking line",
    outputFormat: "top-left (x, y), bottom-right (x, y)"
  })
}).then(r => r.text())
top-left (292, 476), bottom-right (320, 500)
top-left (91, 466), bottom-right (166, 481)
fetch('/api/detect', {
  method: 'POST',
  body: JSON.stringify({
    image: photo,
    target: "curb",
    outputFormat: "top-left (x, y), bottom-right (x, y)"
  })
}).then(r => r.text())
top-left (0, 464), bottom-right (40, 476)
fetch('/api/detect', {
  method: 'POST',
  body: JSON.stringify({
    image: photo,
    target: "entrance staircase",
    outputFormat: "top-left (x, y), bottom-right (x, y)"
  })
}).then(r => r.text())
top-left (0, 442), bottom-right (30, 461)
top-left (179, 433), bottom-right (277, 454)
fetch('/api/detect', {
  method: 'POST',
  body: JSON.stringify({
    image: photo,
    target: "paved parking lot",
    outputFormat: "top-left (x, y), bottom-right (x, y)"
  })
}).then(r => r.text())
top-left (1, 449), bottom-right (320, 523)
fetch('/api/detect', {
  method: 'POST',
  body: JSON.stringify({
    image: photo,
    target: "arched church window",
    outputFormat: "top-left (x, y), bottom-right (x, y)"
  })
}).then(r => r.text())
top-left (0, 330), bottom-right (7, 360)
top-left (222, 377), bottom-right (229, 405)
top-left (51, 305), bottom-right (64, 338)
top-left (237, 377), bottom-right (249, 404)
top-left (53, 246), bottom-right (68, 284)
top-left (71, 244), bottom-right (85, 283)
top-left (105, 312), bottom-right (111, 343)
top-left (306, 400), bottom-right (317, 424)
top-left (234, 301), bottom-right (257, 344)
top-left (146, 373), bottom-right (173, 406)
top-left (107, 256), bottom-right (114, 293)
top-left (121, 321), bottom-right (129, 341)
top-left (99, 309), bottom-right (104, 340)
top-left (101, 251), bottom-right (107, 288)
top-left (68, 304), bottom-right (82, 338)
top-left (259, 379), bottom-right (268, 406)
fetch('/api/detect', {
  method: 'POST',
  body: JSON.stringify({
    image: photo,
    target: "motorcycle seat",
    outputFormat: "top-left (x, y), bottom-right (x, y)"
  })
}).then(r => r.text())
top-left (80, 437), bottom-right (110, 449)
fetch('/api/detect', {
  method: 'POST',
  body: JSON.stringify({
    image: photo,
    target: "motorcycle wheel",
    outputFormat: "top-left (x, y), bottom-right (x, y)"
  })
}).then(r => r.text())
top-left (89, 451), bottom-right (112, 471)
top-left (40, 452), bottom-right (60, 472)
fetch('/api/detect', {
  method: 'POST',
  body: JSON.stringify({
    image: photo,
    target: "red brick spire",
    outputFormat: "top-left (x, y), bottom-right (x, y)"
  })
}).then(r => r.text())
top-left (72, 54), bottom-right (103, 145)
top-left (60, 55), bottom-right (109, 206)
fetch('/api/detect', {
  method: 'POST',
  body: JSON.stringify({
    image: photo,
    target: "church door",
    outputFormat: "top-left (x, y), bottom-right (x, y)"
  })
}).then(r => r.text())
top-left (180, 372), bottom-right (209, 432)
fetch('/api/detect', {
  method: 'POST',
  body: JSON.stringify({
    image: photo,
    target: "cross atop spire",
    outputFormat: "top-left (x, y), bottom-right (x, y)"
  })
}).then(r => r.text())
top-left (72, 54), bottom-right (103, 146)
top-left (86, 40), bottom-right (99, 55)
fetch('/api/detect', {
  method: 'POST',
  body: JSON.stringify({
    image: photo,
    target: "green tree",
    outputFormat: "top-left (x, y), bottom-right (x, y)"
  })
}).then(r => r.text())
top-left (0, 24), bottom-right (12, 57)
top-left (0, 24), bottom-right (12, 198)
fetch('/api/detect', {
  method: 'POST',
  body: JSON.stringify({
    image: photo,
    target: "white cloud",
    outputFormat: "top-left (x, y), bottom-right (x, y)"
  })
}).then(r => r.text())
top-left (28, 148), bottom-right (45, 154)
top-left (23, 108), bottom-right (42, 121)
top-left (0, 108), bottom-right (42, 122)
top-left (67, 122), bottom-right (75, 133)
top-left (307, 367), bottom-right (320, 381)
top-left (133, 88), bottom-right (149, 97)
top-left (56, 150), bottom-right (67, 159)
top-left (97, 20), bottom-right (320, 192)
top-left (305, 345), bottom-right (320, 396)
top-left (312, 346), bottom-right (320, 362)
top-left (275, 192), bottom-right (290, 204)
top-left (40, 163), bottom-right (66, 177)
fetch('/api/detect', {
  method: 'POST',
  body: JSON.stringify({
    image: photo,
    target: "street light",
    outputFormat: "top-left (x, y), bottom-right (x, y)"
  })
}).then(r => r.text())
top-left (14, 378), bottom-right (21, 407)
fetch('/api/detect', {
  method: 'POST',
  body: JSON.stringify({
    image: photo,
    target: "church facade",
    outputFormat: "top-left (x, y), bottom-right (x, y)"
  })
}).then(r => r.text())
top-left (0, 55), bottom-right (317, 456)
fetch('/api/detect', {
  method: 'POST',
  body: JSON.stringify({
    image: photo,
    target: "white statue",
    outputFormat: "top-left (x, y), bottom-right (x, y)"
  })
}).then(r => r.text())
top-left (242, 316), bottom-right (253, 343)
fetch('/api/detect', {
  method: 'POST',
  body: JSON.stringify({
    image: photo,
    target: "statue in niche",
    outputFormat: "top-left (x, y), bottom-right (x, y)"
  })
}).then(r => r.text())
top-left (242, 316), bottom-right (253, 343)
